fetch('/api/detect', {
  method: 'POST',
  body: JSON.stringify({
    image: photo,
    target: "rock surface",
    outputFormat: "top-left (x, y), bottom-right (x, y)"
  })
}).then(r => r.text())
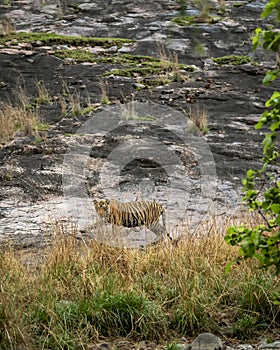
top-left (186, 333), bottom-right (223, 350)
top-left (0, 0), bottom-right (279, 247)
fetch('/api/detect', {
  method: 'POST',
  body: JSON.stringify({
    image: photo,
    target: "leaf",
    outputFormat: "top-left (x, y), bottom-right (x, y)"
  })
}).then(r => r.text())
top-left (225, 261), bottom-right (234, 274)
top-left (262, 134), bottom-right (272, 154)
top-left (263, 70), bottom-right (280, 85)
top-left (261, 1), bottom-right (275, 18)
top-left (266, 91), bottom-right (280, 107)
top-left (271, 120), bottom-right (280, 131)
top-left (272, 204), bottom-right (280, 214)
top-left (252, 28), bottom-right (262, 50)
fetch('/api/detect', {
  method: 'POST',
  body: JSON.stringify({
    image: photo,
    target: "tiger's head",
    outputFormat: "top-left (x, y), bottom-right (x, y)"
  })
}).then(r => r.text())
top-left (93, 199), bottom-right (110, 218)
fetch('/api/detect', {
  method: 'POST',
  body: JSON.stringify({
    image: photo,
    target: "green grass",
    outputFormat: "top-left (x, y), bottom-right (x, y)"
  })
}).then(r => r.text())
top-left (0, 217), bottom-right (279, 349)
top-left (172, 14), bottom-right (219, 25)
top-left (0, 32), bottom-right (134, 48)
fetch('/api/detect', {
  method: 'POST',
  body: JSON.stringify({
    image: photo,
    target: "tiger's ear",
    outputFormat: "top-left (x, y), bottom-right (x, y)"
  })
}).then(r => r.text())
top-left (93, 199), bottom-right (98, 206)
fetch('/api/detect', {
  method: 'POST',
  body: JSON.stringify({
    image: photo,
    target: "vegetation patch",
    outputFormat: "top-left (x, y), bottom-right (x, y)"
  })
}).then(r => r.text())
top-left (172, 14), bottom-right (219, 25)
top-left (0, 32), bottom-right (134, 48)
top-left (54, 49), bottom-right (98, 63)
top-left (0, 102), bottom-right (41, 145)
top-left (46, 51), bottom-right (189, 87)
top-left (212, 55), bottom-right (252, 65)
top-left (0, 217), bottom-right (279, 349)
top-left (103, 56), bottom-right (194, 86)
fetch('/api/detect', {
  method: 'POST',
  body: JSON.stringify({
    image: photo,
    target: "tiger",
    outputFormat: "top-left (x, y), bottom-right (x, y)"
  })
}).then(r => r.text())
top-left (93, 198), bottom-right (169, 238)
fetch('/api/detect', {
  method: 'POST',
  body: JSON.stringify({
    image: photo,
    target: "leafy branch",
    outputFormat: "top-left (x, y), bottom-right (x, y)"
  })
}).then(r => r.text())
top-left (225, 0), bottom-right (280, 274)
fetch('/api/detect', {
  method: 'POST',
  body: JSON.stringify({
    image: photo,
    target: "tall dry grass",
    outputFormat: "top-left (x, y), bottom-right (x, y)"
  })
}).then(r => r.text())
top-left (0, 103), bottom-right (40, 145)
top-left (0, 214), bottom-right (279, 349)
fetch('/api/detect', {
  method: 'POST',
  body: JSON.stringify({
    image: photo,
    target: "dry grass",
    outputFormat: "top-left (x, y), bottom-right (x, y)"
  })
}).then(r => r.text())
top-left (99, 78), bottom-right (110, 105)
top-left (189, 105), bottom-right (208, 134)
top-left (157, 45), bottom-right (187, 83)
top-left (60, 81), bottom-right (94, 116)
top-left (34, 81), bottom-right (52, 105)
top-left (0, 103), bottom-right (40, 145)
top-left (0, 17), bottom-right (15, 35)
top-left (0, 212), bottom-right (279, 349)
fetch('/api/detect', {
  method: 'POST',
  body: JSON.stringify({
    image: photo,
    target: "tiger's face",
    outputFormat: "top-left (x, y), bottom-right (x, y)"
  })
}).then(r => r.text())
top-left (93, 199), bottom-right (110, 218)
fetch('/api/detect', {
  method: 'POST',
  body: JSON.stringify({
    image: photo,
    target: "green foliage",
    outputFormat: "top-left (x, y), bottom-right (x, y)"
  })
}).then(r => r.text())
top-left (31, 292), bottom-right (165, 347)
top-left (233, 314), bottom-right (266, 339)
top-left (166, 342), bottom-right (183, 350)
top-left (225, 0), bottom-right (280, 274)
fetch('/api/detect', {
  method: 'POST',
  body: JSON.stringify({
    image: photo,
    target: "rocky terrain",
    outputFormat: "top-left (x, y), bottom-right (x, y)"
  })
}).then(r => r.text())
top-left (0, 0), bottom-right (279, 247)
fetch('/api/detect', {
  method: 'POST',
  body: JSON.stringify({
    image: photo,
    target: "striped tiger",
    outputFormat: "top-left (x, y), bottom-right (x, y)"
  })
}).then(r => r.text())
top-left (93, 199), bottom-right (167, 236)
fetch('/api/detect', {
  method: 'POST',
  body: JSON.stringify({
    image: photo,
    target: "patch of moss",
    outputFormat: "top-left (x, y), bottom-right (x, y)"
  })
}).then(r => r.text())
top-left (172, 14), bottom-right (219, 25)
top-left (0, 32), bottom-right (134, 48)
top-left (141, 77), bottom-right (172, 89)
top-left (53, 51), bottom-right (164, 66)
top-left (54, 48), bottom-right (195, 88)
top-left (107, 67), bottom-right (163, 78)
top-left (35, 123), bottom-right (49, 131)
top-left (172, 16), bottom-right (195, 25)
top-left (212, 55), bottom-right (251, 65)
top-left (106, 62), bottom-right (194, 76)
top-left (54, 50), bottom-right (194, 72)
top-left (54, 49), bottom-right (98, 62)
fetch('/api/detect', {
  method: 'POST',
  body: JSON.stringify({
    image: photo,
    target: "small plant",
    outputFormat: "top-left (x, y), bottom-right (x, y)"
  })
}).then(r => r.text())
top-left (233, 314), bottom-right (263, 339)
top-left (0, 102), bottom-right (40, 144)
top-left (158, 46), bottom-right (189, 82)
top-left (195, 43), bottom-right (207, 57)
top-left (60, 81), bottom-right (94, 117)
top-left (120, 100), bottom-right (156, 121)
top-left (189, 105), bottom-right (209, 134)
top-left (34, 81), bottom-right (52, 105)
top-left (99, 78), bottom-right (110, 105)
top-left (166, 342), bottom-right (182, 350)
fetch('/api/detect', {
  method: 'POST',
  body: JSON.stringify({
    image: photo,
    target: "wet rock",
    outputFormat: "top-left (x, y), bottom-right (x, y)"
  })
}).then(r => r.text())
top-left (258, 342), bottom-right (280, 350)
top-left (77, 3), bottom-right (100, 12)
top-left (236, 346), bottom-right (254, 350)
top-left (186, 333), bottom-right (223, 350)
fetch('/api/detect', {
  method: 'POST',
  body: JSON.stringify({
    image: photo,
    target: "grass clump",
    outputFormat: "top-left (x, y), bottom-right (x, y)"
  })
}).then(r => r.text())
top-left (0, 102), bottom-right (40, 144)
top-left (31, 292), bottom-right (164, 348)
top-left (60, 81), bottom-right (95, 117)
top-left (212, 55), bottom-right (252, 65)
top-left (0, 216), bottom-right (279, 349)
top-left (0, 82), bottom-right (53, 145)
top-left (188, 105), bottom-right (209, 135)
